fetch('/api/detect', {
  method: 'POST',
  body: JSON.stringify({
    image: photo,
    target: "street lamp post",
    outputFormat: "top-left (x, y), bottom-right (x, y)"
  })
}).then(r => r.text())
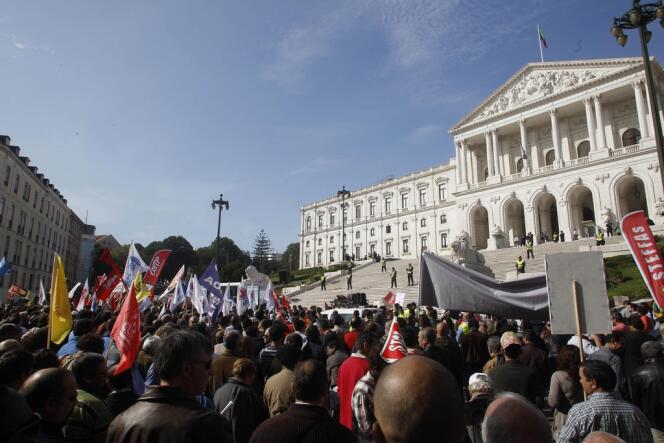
top-left (612, 0), bottom-right (664, 192)
top-left (211, 194), bottom-right (230, 267)
top-left (337, 186), bottom-right (351, 262)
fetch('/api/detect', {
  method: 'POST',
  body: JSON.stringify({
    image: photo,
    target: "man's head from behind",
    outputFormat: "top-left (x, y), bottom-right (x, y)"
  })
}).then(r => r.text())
top-left (292, 359), bottom-right (328, 407)
top-left (70, 352), bottom-right (108, 398)
top-left (20, 368), bottom-right (77, 426)
top-left (355, 331), bottom-right (379, 358)
top-left (373, 356), bottom-right (465, 443)
top-left (482, 392), bottom-right (552, 443)
top-left (154, 330), bottom-right (213, 396)
top-left (579, 360), bottom-right (616, 396)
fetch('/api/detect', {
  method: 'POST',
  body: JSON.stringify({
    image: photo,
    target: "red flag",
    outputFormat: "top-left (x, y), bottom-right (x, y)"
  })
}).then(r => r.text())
top-left (620, 210), bottom-right (664, 309)
top-left (380, 318), bottom-right (407, 363)
top-left (383, 291), bottom-right (396, 306)
top-left (110, 278), bottom-right (141, 375)
top-left (143, 249), bottom-right (172, 286)
top-left (96, 249), bottom-right (123, 301)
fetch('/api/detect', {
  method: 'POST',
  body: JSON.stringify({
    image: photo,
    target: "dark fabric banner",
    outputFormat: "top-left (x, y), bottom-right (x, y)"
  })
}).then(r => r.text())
top-left (418, 252), bottom-right (550, 320)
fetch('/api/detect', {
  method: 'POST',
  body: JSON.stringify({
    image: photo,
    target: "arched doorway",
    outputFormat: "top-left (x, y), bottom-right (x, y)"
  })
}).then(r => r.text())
top-left (545, 150), bottom-right (555, 166)
top-left (622, 128), bottom-right (641, 147)
top-left (534, 193), bottom-right (559, 242)
top-left (568, 185), bottom-right (596, 237)
top-left (504, 199), bottom-right (526, 245)
top-left (577, 141), bottom-right (590, 158)
top-left (471, 206), bottom-right (489, 250)
top-left (616, 176), bottom-right (649, 218)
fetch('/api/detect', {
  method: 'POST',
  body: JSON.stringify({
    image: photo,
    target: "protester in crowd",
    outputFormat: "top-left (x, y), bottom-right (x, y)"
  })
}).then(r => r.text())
top-left (557, 360), bottom-right (653, 443)
top-left (352, 353), bottom-right (386, 442)
top-left (624, 315), bottom-right (656, 385)
top-left (417, 326), bottom-right (446, 367)
top-left (483, 335), bottom-right (504, 374)
top-left (56, 318), bottom-right (95, 359)
top-left (481, 392), bottom-right (552, 443)
top-left (465, 373), bottom-right (494, 443)
top-left (20, 368), bottom-right (78, 443)
top-left (587, 333), bottom-right (627, 396)
top-left (434, 319), bottom-right (465, 387)
top-left (324, 332), bottom-right (348, 389)
top-left (305, 325), bottom-right (324, 361)
top-left (258, 324), bottom-right (284, 381)
top-left (338, 332), bottom-right (379, 430)
top-left (373, 356), bottom-right (466, 443)
top-left (344, 318), bottom-right (363, 352)
top-left (460, 318), bottom-right (490, 380)
top-left (0, 349), bottom-right (33, 390)
top-left (402, 326), bottom-right (423, 356)
top-left (488, 332), bottom-right (539, 403)
top-left (0, 384), bottom-right (41, 442)
top-left (263, 343), bottom-right (300, 416)
top-left (105, 364), bottom-right (139, 417)
top-left (106, 330), bottom-right (232, 442)
top-left (548, 345), bottom-right (584, 438)
top-left (211, 330), bottom-right (243, 392)
top-left (630, 341), bottom-right (664, 442)
top-left (250, 359), bottom-right (356, 443)
top-left (64, 352), bottom-right (112, 443)
top-left (214, 358), bottom-right (268, 443)
top-left (61, 333), bottom-right (105, 369)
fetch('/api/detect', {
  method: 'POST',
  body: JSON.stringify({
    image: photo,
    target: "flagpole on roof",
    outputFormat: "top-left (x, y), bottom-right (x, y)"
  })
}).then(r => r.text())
top-left (537, 24), bottom-right (544, 63)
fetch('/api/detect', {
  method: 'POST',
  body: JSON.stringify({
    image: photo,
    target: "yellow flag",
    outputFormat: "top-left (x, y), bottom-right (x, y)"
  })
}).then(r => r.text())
top-left (133, 272), bottom-right (151, 303)
top-left (49, 254), bottom-right (72, 345)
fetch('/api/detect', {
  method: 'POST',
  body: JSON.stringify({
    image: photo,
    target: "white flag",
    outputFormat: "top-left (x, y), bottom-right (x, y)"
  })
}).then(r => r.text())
top-left (171, 280), bottom-right (186, 310)
top-left (264, 281), bottom-right (275, 311)
top-left (68, 282), bottom-right (82, 300)
top-left (75, 279), bottom-right (90, 311)
top-left (237, 285), bottom-right (250, 315)
top-left (38, 279), bottom-right (47, 305)
top-left (222, 283), bottom-right (234, 317)
top-left (186, 275), bottom-right (207, 316)
top-left (122, 242), bottom-right (148, 286)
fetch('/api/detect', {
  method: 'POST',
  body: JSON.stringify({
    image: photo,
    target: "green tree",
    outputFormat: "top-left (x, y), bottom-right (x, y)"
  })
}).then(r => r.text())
top-left (195, 237), bottom-right (251, 281)
top-left (280, 242), bottom-right (300, 271)
top-left (252, 229), bottom-right (273, 273)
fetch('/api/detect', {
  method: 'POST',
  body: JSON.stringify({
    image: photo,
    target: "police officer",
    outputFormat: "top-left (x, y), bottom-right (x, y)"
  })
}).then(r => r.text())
top-left (406, 263), bottom-right (414, 286)
top-left (526, 238), bottom-right (534, 259)
top-left (559, 230), bottom-right (565, 242)
top-left (381, 258), bottom-right (387, 272)
top-left (346, 267), bottom-right (353, 290)
top-left (595, 229), bottom-right (605, 246)
top-left (390, 267), bottom-right (397, 288)
top-left (320, 274), bottom-right (326, 291)
top-left (516, 256), bottom-right (526, 274)
top-left (552, 231), bottom-right (558, 243)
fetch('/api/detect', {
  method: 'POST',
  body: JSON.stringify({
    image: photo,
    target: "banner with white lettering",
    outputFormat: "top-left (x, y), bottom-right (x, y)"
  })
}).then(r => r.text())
top-left (620, 210), bottom-right (664, 309)
top-left (380, 317), bottom-right (407, 363)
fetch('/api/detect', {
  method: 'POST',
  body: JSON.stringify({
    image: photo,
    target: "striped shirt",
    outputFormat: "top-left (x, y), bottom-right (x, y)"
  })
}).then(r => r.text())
top-left (351, 371), bottom-right (376, 441)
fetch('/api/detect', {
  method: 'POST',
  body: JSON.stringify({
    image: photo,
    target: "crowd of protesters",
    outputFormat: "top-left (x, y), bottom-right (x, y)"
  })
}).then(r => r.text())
top-left (0, 295), bottom-right (663, 443)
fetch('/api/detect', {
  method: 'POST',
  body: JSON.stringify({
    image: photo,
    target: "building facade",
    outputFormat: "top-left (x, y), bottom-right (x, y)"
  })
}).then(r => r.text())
top-left (299, 58), bottom-right (664, 268)
top-left (0, 136), bottom-right (92, 301)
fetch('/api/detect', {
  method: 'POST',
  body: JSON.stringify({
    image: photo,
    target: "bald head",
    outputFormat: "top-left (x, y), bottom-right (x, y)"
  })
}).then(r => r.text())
top-left (373, 356), bottom-right (465, 443)
top-left (583, 432), bottom-right (626, 443)
top-left (20, 368), bottom-right (77, 426)
top-left (482, 393), bottom-right (551, 443)
top-left (0, 339), bottom-right (22, 355)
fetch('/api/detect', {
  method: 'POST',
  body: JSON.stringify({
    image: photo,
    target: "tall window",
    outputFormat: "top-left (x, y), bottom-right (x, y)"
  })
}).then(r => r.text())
top-left (385, 197), bottom-right (392, 213)
top-left (440, 213), bottom-right (447, 224)
top-left (438, 185), bottom-right (447, 201)
top-left (401, 193), bottom-right (408, 209)
top-left (317, 252), bottom-right (322, 264)
top-left (622, 128), bottom-right (641, 147)
top-left (318, 238), bottom-right (322, 246)
top-left (305, 240), bottom-right (310, 247)
top-left (420, 218), bottom-right (426, 227)
top-left (441, 233), bottom-right (448, 248)
top-left (370, 201), bottom-right (376, 217)
top-left (419, 189), bottom-right (426, 205)
top-left (330, 213), bottom-right (335, 226)
top-left (402, 238), bottom-right (409, 254)
top-left (355, 205), bottom-right (361, 220)
top-left (421, 236), bottom-right (428, 251)
top-left (306, 216), bottom-right (311, 231)
top-left (385, 241), bottom-right (392, 256)
top-left (8, 204), bottom-right (14, 229)
top-left (13, 175), bottom-right (19, 193)
top-left (370, 228), bottom-right (375, 236)
top-left (305, 253), bottom-right (310, 266)
top-left (545, 150), bottom-right (555, 166)
top-left (577, 141), bottom-right (590, 158)
top-left (3, 166), bottom-right (10, 186)
top-left (329, 250), bottom-right (334, 262)
top-left (386, 225), bottom-right (391, 234)
top-left (402, 221), bottom-right (408, 230)
top-left (318, 215), bottom-right (323, 228)
top-left (330, 236), bottom-right (334, 244)
top-left (370, 244), bottom-right (375, 255)
top-left (343, 207), bottom-right (347, 222)
top-left (355, 231), bottom-right (360, 239)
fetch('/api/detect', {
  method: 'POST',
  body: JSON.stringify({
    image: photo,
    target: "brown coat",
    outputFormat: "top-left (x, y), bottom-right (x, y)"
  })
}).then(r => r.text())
top-left (263, 368), bottom-right (294, 417)
top-left (211, 350), bottom-right (241, 392)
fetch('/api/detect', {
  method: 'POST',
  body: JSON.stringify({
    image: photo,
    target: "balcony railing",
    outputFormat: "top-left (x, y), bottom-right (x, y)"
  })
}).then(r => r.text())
top-left (567, 157), bottom-right (589, 167)
top-left (609, 144), bottom-right (640, 158)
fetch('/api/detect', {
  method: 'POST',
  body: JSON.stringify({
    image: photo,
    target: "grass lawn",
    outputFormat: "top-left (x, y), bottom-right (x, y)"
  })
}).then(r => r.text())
top-left (604, 236), bottom-right (664, 301)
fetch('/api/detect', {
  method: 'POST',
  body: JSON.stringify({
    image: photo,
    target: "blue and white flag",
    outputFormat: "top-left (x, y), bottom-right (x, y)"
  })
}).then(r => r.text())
top-left (264, 280), bottom-right (275, 311)
top-left (171, 280), bottom-right (186, 310)
top-left (222, 283), bottom-right (234, 317)
top-left (199, 258), bottom-right (224, 320)
top-left (0, 256), bottom-right (10, 277)
top-left (122, 243), bottom-right (148, 287)
top-left (90, 292), bottom-right (98, 312)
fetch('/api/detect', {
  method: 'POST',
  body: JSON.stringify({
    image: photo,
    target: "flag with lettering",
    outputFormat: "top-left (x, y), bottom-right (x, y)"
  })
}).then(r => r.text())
top-left (199, 258), bottom-right (224, 320)
top-left (380, 318), bottom-right (408, 363)
top-left (111, 273), bottom-right (141, 375)
top-left (383, 291), bottom-right (396, 306)
top-left (122, 243), bottom-right (148, 287)
top-left (143, 249), bottom-right (172, 286)
top-left (620, 210), bottom-right (664, 309)
top-left (96, 249), bottom-right (123, 301)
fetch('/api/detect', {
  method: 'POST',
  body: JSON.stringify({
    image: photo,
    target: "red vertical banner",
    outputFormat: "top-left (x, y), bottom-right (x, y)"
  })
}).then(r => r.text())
top-left (110, 277), bottom-right (141, 375)
top-left (620, 210), bottom-right (664, 309)
top-left (143, 249), bottom-right (172, 286)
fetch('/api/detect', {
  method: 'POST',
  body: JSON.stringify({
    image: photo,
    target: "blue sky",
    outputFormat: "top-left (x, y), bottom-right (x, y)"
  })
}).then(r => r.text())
top-left (1, 1), bottom-right (662, 253)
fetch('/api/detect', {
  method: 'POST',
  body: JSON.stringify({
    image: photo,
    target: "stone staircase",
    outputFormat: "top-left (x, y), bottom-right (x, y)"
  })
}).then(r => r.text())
top-left (291, 235), bottom-right (631, 308)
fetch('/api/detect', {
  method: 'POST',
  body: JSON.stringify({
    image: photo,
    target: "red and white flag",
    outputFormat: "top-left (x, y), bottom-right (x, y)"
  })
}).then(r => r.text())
top-left (96, 249), bottom-right (123, 301)
top-left (75, 279), bottom-right (90, 311)
top-left (380, 318), bottom-right (408, 363)
top-left (143, 249), bottom-right (172, 286)
top-left (110, 274), bottom-right (141, 375)
top-left (620, 210), bottom-right (664, 309)
top-left (383, 291), bottom-right (396, 306)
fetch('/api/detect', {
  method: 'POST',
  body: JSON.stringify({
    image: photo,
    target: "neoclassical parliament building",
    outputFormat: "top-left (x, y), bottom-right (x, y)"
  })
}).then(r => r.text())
top-left (298, 58), bottom-right (664, 268)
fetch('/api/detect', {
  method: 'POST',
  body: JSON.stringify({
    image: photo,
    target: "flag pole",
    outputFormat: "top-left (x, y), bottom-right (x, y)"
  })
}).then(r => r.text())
top-left (537, 24), bottom-right (544, 63)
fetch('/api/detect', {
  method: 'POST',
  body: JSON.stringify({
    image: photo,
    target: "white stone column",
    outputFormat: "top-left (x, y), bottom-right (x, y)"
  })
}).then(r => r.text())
top-left (484, 132), bottom-right (494, 178)
top-left (633, 81), bottom-right (650, 138)
top-left (549, 109), bottom-right (562, 164)
top-left (491, 130), bottom-right (501, 176)
top-left (519, 119), bottom-right (530, 172)
top-left (460, 140), bottom-right (468, 185)
top-left (593, 94), bottom-right (607, 149)
top-left (584, 97), bottom-right (598, 151)
top-left (455, 141), bottom-right (461, 184)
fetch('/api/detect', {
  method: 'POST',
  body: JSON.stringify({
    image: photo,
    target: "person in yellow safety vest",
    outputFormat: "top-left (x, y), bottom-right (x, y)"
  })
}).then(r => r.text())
top-left (526, 239), bottom-right (534, 259)
top-left (595, 230), bottom-right (605, 247)
top-left (516, 256), bottom-right (526, 273)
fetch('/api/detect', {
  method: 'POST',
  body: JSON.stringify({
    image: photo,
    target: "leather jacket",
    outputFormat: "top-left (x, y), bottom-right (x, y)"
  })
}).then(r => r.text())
top-left (630, 360), bottom-right (664, 431)
top-left (107, 386), bottom-right (233, 443)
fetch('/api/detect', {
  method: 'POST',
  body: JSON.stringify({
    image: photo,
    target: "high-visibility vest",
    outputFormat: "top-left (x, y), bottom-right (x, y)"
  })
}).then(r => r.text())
top-left (516, 259), bottom-right (525, 270)
top-left (526, 241), bottom-right (533, 250)
top-left (596, 232), bottom-right (604, 241)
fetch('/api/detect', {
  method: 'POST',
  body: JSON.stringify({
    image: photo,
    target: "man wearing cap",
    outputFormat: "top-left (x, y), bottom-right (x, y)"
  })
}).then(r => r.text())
top-left (630, 341), bottom-right (664, 441)
top-left (487, 332), bottom-right (539, 404)
top-left (465, 373), bottom-right (493, 443)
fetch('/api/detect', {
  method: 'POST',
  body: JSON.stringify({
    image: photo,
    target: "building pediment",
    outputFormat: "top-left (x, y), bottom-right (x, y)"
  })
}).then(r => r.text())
top-left (450, 58), bottom-right (645, 133)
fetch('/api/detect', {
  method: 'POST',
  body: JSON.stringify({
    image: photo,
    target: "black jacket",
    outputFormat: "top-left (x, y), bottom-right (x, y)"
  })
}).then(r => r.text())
top-left (214, 378), bottom-right (268, 443)
top-left (106, 386), bottom-right (233, 443)
top-left (630, 360), bottom-right (664, 431)
top-left (488, 360), bottom-right (540, 403)
top-left (249, 403), bottom-right (356, 443)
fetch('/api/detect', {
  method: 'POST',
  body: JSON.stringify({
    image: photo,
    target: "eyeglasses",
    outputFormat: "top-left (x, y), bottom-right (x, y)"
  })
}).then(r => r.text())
top-left (190, 360), bottom-right (212, 370)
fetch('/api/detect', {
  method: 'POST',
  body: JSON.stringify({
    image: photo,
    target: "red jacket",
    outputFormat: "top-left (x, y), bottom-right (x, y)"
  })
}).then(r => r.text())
top-left (337, 353), bottom-right (369, 429)
top-left (343, 331), bottom-right (358, 352)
